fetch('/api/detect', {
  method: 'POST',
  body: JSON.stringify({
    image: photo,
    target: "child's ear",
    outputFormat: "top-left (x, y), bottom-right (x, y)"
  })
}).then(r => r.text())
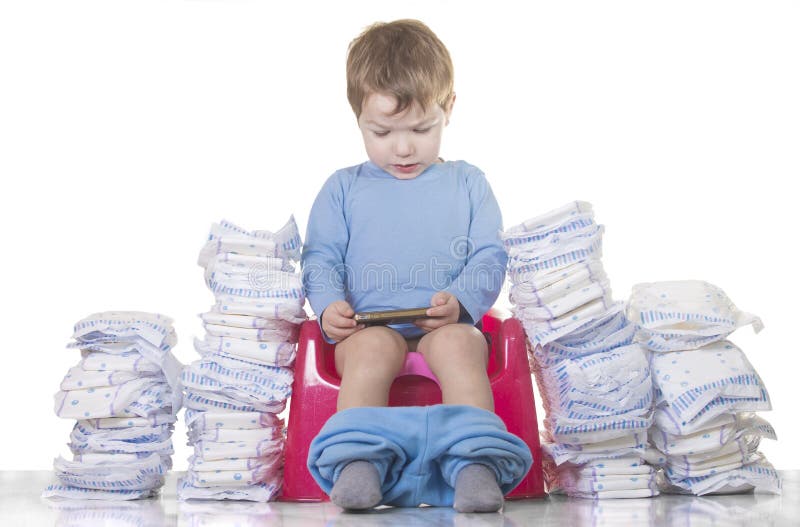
top-left (445, 92), bottom-right (456, 125)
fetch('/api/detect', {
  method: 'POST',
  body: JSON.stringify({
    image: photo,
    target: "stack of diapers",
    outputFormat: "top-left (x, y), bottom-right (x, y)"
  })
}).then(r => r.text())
top-left (501, 201), bottom-right (612, 347)
top-left (178, 218), bottom-right (307, 501)
top-left (628, 280), bottom-right (781, 495)
top-left (44, 311), bottom-right (182, 500)
top-left (503, 202), bottom-right (657, 499)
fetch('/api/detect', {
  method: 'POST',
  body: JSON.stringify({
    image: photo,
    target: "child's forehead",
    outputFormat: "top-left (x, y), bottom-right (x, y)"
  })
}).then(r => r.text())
top-left (361, 92), bottom-right (438, 123)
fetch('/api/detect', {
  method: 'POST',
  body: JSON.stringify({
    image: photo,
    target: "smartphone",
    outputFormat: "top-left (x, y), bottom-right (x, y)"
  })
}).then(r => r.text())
top-left (353, 307), bottom-right (432, 326)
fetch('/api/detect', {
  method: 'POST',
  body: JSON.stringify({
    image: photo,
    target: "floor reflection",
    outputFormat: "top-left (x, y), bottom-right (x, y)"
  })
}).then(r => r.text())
top-left (23, 471), bottom-right (795, 527)
top-left (179, 500), bottom-right (279, 526)
top-left (46, 498), bottom-right (167, 527)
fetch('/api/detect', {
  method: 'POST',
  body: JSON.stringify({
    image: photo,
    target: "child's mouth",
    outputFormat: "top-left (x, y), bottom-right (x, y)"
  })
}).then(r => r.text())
top-left (394, 163), bottom-right (419, 174)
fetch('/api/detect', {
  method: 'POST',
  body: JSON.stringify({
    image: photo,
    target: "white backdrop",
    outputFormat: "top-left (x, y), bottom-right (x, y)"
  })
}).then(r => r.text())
top-left (1, 1), bottom-right (797, 470)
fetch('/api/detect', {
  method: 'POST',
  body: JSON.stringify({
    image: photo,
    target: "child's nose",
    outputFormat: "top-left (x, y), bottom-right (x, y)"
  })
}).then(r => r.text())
top-left (393, 136), bottom-right (414, 157)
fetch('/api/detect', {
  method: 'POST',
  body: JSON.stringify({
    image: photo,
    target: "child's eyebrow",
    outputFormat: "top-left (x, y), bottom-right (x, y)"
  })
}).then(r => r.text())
top-left (364, 119), bottom-right (437, 128)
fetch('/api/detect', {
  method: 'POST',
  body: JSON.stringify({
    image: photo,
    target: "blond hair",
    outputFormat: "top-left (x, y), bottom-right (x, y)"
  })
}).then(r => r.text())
top-left (346, 19), bottom-right (454, 118)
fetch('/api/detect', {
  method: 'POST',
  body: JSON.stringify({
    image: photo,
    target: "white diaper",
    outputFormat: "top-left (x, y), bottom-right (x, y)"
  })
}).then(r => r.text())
top-left (185, 456), bottom-right (281, 488)
top-left (190, 455), bottom-right (279, 473)
top-left (579, 456), bottom-right (654, 476)
top-left (519, 296), bottom-right (613, 346)
top-left (544, 413), bottom-right (653, 445)
top-left (193, 438), bottom-right (283, 462)
top-left (542, 434), bottom-right (647, 466)
top-left (89, 413), bottom-right (176, 429)
top-left (53, 451), bottom-right (167, 491)
top-left (658, 458), bottom-right (781, 496)
top-left (200, 310), bottom-right (301, 329)
top-left (54, 377), bottom-right (164, 419)
top-left (203, 323), bottom-right (299, 343)
top-left (503, 200), bottom-right (594, 234)
top-left (206, 269), bottom-right (304, 300)
top-left (60, 365), bottom-right (153, 391)
top-left (197, 216), bottom-right (302, 268)
top-left (513, 279), bottom-right (612, 320)
top-left (650, 413), bottom-right (776, 456)
top-left (627, 280), bottom-right (763, 352)
top-left (184, 409), bottom-right (282, 431)
top-left (182, 389), bottom-right (286, 414)
top-left (213, 295), bottom-right (307, 323)
top-left (194, 336), bottom-right (296, 366)
top-left (177, 477), bottom-right (279, 501)
top-left (505, 220), bottom-right (601, 258)
top-left (77, 351), bottom-right (161, 374)
top-left (536, 343), bottom-right (652, 412)
top-left (507, 226), bottom-right (605, 280)
top-left (72, 312), bottom-right (176, 349)
top-left (651, 341), bottom-right (771, 434)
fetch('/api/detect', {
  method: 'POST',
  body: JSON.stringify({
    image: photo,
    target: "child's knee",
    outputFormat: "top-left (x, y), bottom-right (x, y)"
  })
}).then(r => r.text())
top-left (338, 326), bottom-right (407, 375)
top-left (422, 324), bottom-right (488, 367)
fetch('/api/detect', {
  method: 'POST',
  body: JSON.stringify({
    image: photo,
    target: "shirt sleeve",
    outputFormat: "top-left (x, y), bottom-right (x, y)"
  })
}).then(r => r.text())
top-left (445, 169), bottom-right (507, 327)
top-left (301, 173), bottom-right (350, 344)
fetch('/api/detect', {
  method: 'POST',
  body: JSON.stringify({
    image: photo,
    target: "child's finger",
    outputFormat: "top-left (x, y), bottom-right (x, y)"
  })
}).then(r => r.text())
top-left (426, 306), bottom-right (446, 317)
top-left (415, 318), bottom-right (441, 331)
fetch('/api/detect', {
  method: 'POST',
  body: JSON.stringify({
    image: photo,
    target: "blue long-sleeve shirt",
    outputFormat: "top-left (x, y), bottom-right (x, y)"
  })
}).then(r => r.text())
top-left (301, 159), bottom-right (507, 343)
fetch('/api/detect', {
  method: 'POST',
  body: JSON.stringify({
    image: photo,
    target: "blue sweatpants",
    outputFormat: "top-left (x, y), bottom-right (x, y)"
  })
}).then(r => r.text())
top-left (307, 405), bottom-right (533, 507)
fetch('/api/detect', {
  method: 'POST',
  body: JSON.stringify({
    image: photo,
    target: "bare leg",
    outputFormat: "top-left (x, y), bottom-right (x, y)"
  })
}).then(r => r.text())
top-left (334, 326), bottom-right (408, 411)
top-left (418, 324), bottom-right (502, 512)
top-left (417, 324), bottom-right (493, 411)
top-left (329, 326), bottom-right (407, 510)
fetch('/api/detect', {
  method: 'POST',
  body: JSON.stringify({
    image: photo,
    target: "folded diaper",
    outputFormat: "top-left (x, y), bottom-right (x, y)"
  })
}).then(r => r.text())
top-left (193, 438), bottom-right (283, 462)
top-left (534, 315), bottom-right (636, 368)
top-left (197, 216), bottom-right (302, 268)
top-left (206, 267), bottom-right (304, 300)
top-left (184, 409), bottom-right (282, 431)
top-left (177, 478), bottom-right (280, 501)
top-left (78, 351), bottom-right (162, 375)
top-left (203, 323), bottom-right (299, 343)
top-left (649, 413), bottom-right (776, 457)
top-left (502, 200), bottom-right (595, 244)
top-left (212, 296), bottom-right (307, 323)
top-left (627, 280), bottom-right (763, 352)
top-left (542, 433), bottom-right (647, 466)
top-left (183, 388), bottom-right (286, 414)
top-left (72, 312), bottom-right (176, 349)
top-left (53, 452), bottom-right (168, 491)
top-left (507, 227), bottom-right (605, 282)
top-left (194, 336), bottom-right (296, 367)
top-left (651, 341), bottom-right (771, 435)
top-left (658, 458), bottom-right (781, 496)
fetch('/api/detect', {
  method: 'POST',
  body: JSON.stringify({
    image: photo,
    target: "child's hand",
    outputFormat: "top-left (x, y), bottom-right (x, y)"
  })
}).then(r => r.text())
top-left (321, 300), bottom-right (365, 343)
top-left (415, 291), bottom-right (461, 333)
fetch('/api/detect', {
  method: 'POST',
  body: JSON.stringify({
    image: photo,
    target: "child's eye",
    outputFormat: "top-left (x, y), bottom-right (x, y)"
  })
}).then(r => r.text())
top-left (373, 131), bottom-right (390, 137)
top-left (414, 128), bottom-right (432, 134)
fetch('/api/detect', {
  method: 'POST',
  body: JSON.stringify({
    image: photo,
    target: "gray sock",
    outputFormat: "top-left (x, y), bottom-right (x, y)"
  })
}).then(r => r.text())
top-left (330, 460), bottom-right (383, 510)
top-left (453, 463), bottom-right (504, 513)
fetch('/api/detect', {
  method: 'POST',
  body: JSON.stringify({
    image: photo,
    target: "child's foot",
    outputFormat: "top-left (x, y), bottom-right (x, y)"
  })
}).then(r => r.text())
top-left (330, 460), bottom-right (383, 510)
top-left (453, 464), bottom-right (504, 513)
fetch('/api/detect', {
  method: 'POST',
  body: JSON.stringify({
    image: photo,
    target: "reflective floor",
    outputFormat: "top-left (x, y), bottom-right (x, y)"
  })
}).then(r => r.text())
top-left (1, 471), bottom-right (796, 526)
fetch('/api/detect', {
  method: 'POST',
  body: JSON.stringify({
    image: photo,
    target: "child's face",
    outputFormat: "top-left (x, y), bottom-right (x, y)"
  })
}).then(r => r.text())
top-left (357, 92), bottom-right (453, 180)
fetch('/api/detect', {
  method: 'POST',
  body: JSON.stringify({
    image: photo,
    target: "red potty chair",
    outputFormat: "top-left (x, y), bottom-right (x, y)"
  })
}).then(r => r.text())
top-left (280, 308), bottom-right (545, 501)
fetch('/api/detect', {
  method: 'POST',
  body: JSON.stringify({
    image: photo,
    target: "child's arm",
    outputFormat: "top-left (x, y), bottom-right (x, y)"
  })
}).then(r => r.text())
top-left (442, 170), bottom-right (507, 326)
top-left (301, 174), bottom-right (355, 343)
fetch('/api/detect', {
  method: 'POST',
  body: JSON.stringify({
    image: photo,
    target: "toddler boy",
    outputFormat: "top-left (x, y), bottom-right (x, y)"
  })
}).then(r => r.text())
top-left (302, 19), bottom-right (531, 512)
